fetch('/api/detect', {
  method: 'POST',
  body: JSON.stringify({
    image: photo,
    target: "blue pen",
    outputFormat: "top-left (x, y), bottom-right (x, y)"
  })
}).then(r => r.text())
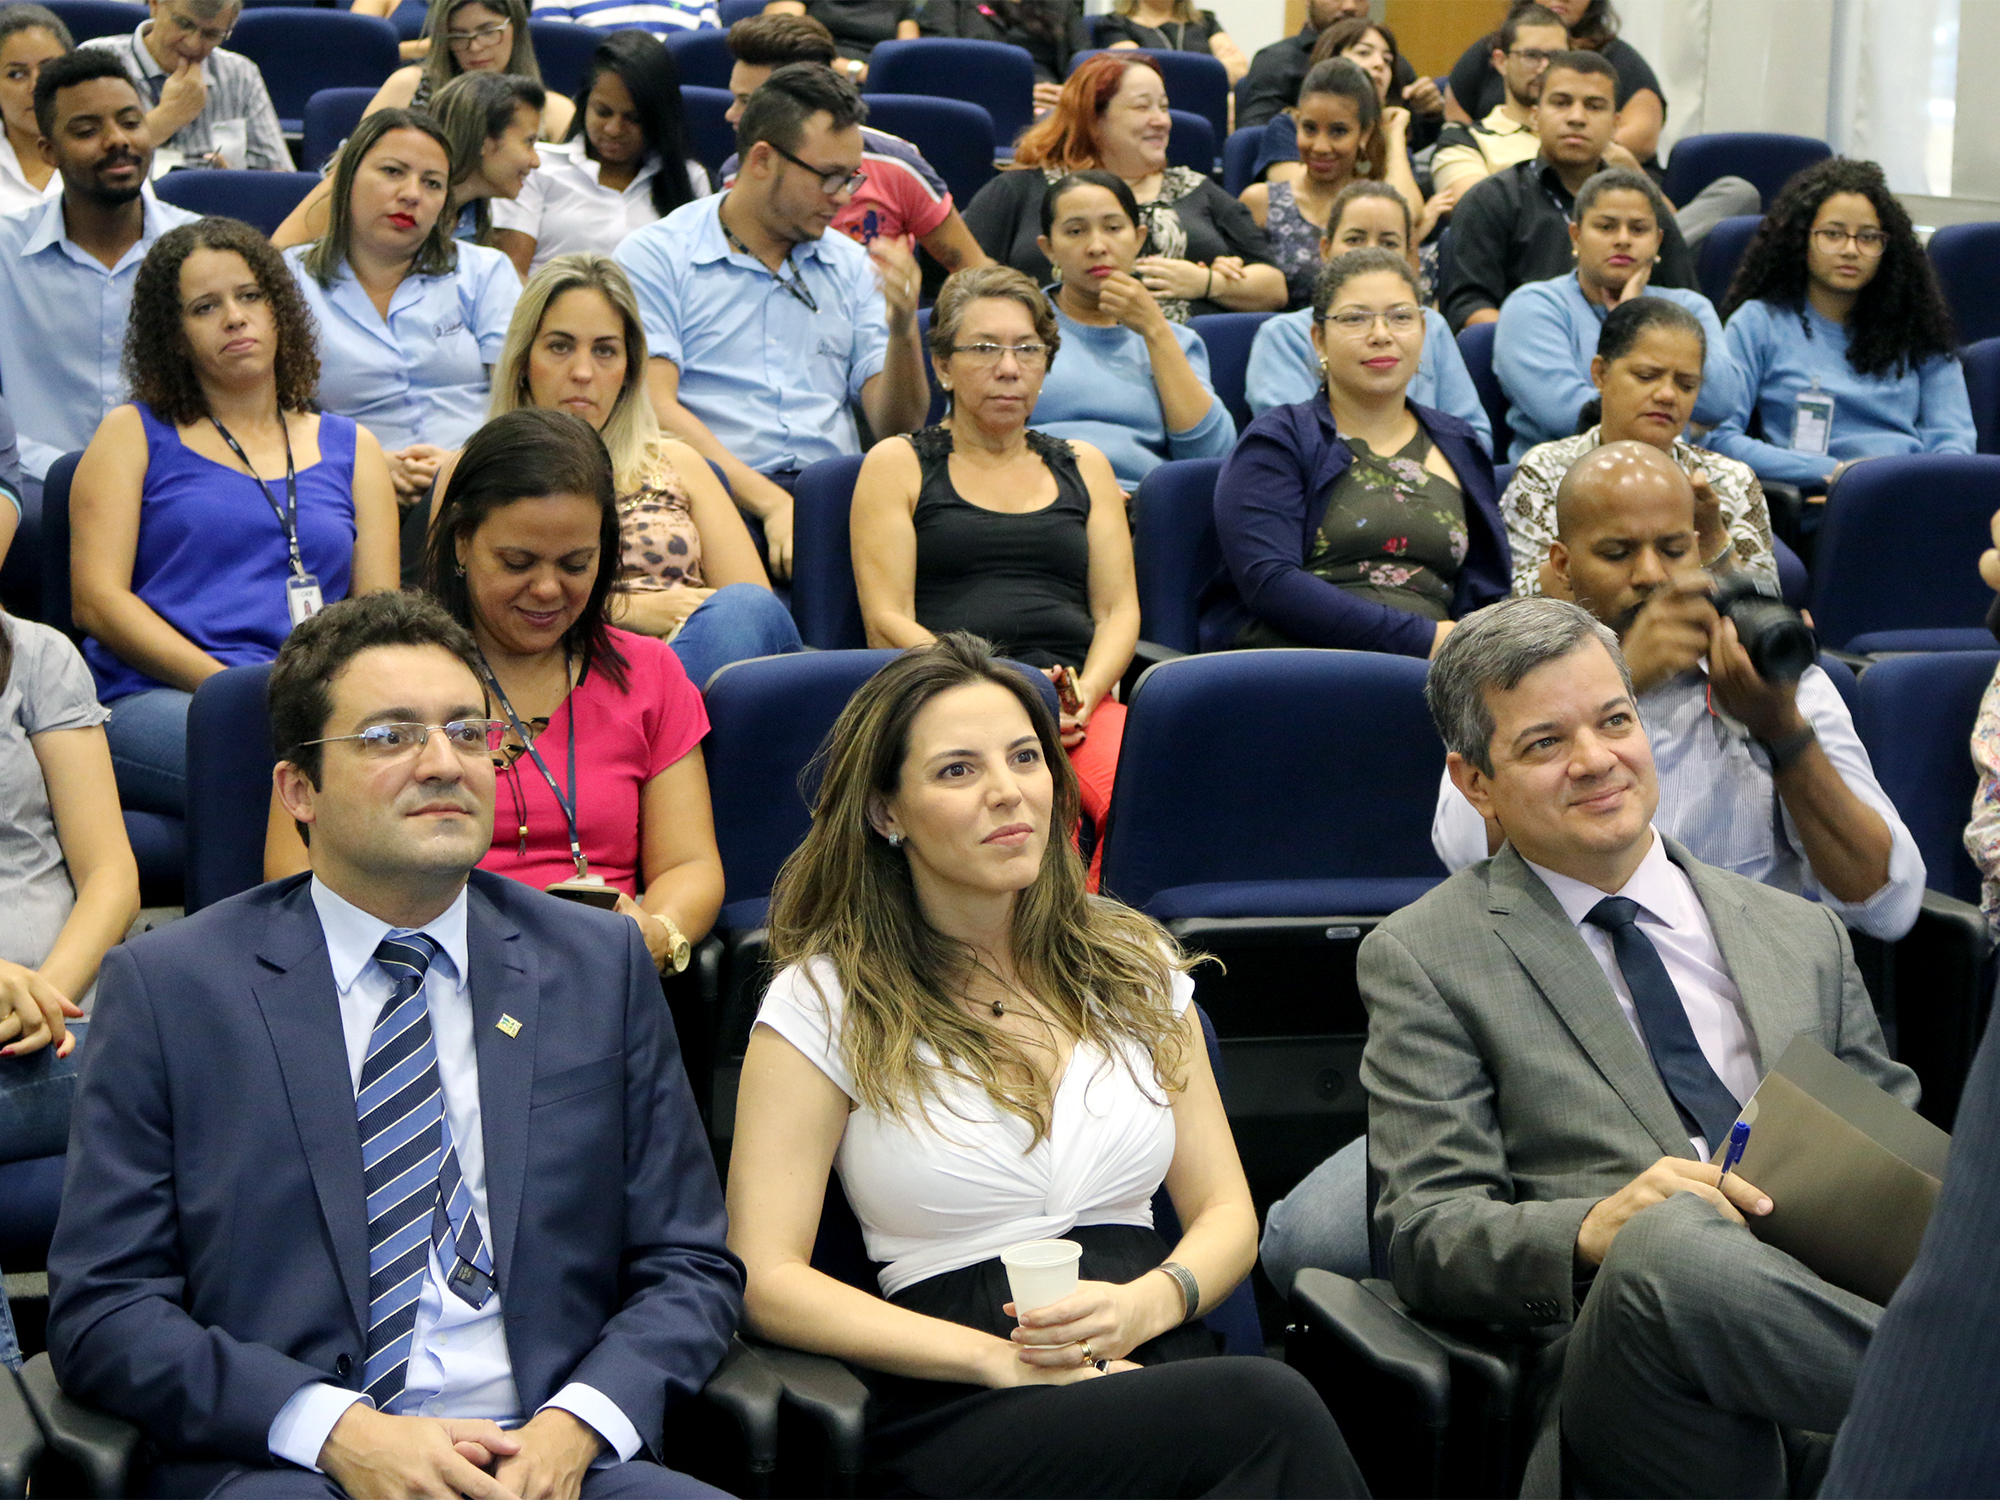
top-left (1717, 1119), bottom-right (1751, 1181)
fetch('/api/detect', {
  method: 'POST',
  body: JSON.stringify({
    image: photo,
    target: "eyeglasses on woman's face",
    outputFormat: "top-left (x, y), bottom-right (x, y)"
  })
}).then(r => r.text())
top-left (949, 341), bottom-right (1050, 368)
top-left (1323, 305), bottom-right (1422, 335)
top-left (1810, 225), bottom-right (1887, 254)
top-left (447, 18), bottom-right (511, 50)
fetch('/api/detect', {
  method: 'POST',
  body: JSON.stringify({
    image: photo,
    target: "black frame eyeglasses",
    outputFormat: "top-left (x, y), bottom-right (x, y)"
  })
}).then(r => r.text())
top-left (769, 141), bottom-right (867, 197)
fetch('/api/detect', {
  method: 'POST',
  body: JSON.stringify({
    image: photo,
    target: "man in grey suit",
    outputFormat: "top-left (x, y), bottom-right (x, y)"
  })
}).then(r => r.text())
top-left (1362, 595), bottom-right (1918, 1497)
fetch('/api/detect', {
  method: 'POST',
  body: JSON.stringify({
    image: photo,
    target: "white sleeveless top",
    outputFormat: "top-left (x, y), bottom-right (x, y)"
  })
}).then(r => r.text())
top-left (756, 956), bottom-right (1193, 1297)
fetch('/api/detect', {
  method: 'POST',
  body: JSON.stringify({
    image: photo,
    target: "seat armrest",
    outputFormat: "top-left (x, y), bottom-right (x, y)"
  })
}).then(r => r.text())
top-left (694, 1337), bottom-right (783, 1492)
top-left (742, 1341), bottom-right (869, 1495)
top-left (0, 1365), bottom-right (43, 1499)
top-left (1123, 640), bottom-right (1185, 701)
top-left (17, 1354), bottom-right (139, 1500)
top-left (1290, 1269), bottom-right (1451, 1430)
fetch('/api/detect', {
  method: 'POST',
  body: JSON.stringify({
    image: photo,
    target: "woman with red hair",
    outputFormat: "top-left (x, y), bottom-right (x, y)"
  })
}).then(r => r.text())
top-left (963, 53), bottom-right (1284, 319)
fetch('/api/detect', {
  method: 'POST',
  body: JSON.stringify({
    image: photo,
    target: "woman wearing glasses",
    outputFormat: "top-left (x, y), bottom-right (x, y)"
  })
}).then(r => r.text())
top-left (1708, 157), bottom-right (1973, 489)
top-left (363, 0), bottom-right (573, 140)
top-left (852, 265), bottom-right (1138, 882)
top-left (1204, 248), bottom-right (1507, 658)
top-left (1028, 170), bottom-right (1233, 492)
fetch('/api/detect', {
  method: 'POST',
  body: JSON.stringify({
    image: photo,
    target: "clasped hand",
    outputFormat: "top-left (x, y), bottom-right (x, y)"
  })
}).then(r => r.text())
top-left (0, 959), bottom-right (82, 1058)
top-left (321, 1403), bottom-right (602, 1500)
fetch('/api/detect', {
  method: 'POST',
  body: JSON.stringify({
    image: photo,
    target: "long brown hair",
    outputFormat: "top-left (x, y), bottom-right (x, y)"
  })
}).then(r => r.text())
top-left (766, 634), bottom-right (1191, 1144)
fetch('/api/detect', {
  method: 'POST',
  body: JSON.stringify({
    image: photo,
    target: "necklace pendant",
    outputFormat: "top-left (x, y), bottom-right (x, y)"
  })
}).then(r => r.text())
top-left (517, 824), bottom-right (529, 856)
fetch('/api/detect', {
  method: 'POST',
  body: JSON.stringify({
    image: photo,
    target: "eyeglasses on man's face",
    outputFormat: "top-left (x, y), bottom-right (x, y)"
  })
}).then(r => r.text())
top-left (297, 719), bottom-right (509, 762)
top-left (164, 8), bottom-right (232, 45)
top-left (1507, 47), bottom-right (1559, 66)
top-left (769, 140), bottom-right (865, 196)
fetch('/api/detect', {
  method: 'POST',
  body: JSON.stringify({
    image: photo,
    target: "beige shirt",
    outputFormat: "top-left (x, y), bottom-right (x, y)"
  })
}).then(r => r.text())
top-left (1431, 103), bottom-right (1541, 197)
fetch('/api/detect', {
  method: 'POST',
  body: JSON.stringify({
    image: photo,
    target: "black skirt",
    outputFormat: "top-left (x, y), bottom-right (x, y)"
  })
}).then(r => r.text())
top-left (862, 1224), bottom-right (1368, 1498)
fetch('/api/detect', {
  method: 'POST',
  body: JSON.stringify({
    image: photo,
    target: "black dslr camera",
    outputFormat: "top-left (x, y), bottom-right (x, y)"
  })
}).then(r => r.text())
top-left (1711, 574), bottom-right (1817, 682)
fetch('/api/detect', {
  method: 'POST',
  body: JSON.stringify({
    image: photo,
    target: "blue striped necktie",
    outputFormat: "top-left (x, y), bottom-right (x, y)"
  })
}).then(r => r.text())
top-left (357, 931), bottom-right (497, 1409)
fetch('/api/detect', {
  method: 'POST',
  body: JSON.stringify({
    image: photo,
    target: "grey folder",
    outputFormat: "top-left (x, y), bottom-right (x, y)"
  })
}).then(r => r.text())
top-left (1716, 1034), bottom-right (1951, 1307)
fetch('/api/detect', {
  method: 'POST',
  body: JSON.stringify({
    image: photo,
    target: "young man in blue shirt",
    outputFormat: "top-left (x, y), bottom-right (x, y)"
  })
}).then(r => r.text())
top-left (615, 63), bottom-right (927, 578)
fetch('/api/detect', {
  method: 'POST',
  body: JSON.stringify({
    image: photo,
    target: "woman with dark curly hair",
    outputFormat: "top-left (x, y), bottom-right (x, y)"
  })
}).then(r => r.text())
top-left (69, 217), bottom-right (399, 816)
top-left (1708, 156), bottom-right (1974, 487)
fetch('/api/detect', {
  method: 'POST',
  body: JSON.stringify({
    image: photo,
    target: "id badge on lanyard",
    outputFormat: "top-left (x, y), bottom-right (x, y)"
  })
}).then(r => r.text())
top-left (286, 573), bottom-right (324, 626)
top-left (1792, 380), bottom-right (1835, 456)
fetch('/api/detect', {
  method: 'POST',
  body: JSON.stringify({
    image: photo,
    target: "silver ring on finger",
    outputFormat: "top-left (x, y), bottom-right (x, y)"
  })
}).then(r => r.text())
top-left (1078, 1340), bottom-right (1094, 1364)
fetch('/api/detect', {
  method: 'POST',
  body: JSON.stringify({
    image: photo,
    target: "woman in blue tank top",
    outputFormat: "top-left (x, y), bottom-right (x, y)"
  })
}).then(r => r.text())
top-left (70, 218), bottom-right (399, 817)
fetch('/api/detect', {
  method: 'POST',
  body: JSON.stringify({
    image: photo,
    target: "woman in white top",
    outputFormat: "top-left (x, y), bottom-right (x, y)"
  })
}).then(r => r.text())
top-left (492, 31), bottom-right (707, 279)
top-left (0, 7), bottom-right (69, 219)
top-left (730, 633), bottom-right (1364, 1497)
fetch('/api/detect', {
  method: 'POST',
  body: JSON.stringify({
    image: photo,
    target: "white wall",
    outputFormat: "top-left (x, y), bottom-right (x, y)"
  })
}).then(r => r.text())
top-left (1204, 0), bottom-right (1286, 58)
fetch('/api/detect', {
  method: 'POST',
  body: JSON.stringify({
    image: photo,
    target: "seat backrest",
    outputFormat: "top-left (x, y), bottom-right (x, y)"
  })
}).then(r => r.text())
top-left (866, 39), bottom-right (1035, 152)
top-left (1696, 213), bottom-right (1762, 307)
top-left (40, 0), bottom-right (144, 43)
top-left (1100, 650), bottom-right (1446, 913)
top-left (154, 170), bottom-right (320, 236)
top-left (1929, 223), bottom-right (2000, 347)
top-left (1131, 458), bottom-right (1222, 655)
top-left (1221, 124), bottom-right (1260, 197)
top-left (1454, 321), bottom-right (1509, 450)
top-left (1963, 336), bottom-right (2000, 456)
top-left (527, 17), bottom-right (608, 99)
top-left (229, 11), bottom-right (400, 117)
top-left (36, 452), bottom-right (82, 641)
top-left (789, 455), bottom-right (868, 651)
top-left (1814, 651), bottom-right (1858, 715)
top-left (1165, 109), bottom-right (1214, 174)
top-left (1660, 132), bottom-right (1831, 211)
top-left (1856, 650), bottom-right (2000, 906)
top-left (859, 94), bottom-right (997, 213)
top-left (1807, 454), bottom-right (2000, 649)
top-left (663, 25), bottom-right (733, 88)
top-left (185, 662), bottom-right (277, 914)
top-left (1187, 312), bottom-right (1270, 435)
top-left (1772, 535), bottom-right (1808, 608)
top-left (681, 85), bottom-right (736, 179)
top-left (717, 0), bottom-right (762, 25)
top-left (302, 87), bottom-right (375, 173)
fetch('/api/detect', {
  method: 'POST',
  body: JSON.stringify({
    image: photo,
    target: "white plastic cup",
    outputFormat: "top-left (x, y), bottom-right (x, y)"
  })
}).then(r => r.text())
top-left (1000, 1238), bottom-right (1081, 1321)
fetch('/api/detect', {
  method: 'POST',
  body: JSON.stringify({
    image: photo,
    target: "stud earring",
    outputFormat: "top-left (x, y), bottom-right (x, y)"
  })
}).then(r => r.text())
top-left (886, 832), bottom-right (903, 848)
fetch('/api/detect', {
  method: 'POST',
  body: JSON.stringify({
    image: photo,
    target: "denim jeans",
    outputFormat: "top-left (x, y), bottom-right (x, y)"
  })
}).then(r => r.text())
top-left (0, 1020), bottom-right (85, 1370)
top-left (1258, 1132), bottom-right (1371, 1291)
top-left (668, 583), bottom-right (803, 691)
top-left (104, 687), bottom-right (193, 817)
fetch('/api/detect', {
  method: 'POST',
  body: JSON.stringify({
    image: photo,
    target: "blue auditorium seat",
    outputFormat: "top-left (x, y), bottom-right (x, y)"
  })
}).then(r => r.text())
top-left (1069, 46), bottom-right (1229, 146)
top-left (38, 0), bottom-right (144, 43)
top-left (681, 85), bottom-right (736, 180)
top-left (1129, 457), bottom-right (1222, 655)
top-left (1962, 336), bottom-right (2000, 455)
top-left (1661, 132), bottom-right (1830, 211)
top-left (185, 663), bottom-right (276, 913)
top-left (1221, 125), bottom-right (1259, 196)
top-left (865, 39), bottom-right (1034, 153)
top-left (789, 455), bottom-right (867, 651)
top-left (861, 94), bottom-right (997, 211)
top-left (1928, 223), bottom-right (2000, 347)
top-left (1165, 108), bottom-right (1214, 175)
top-left (301, 87), bottom-right (374, 173)
top-left (228, 10), bottom-right (399, 132)
top-left (665, 24), bottom-right (735, 89)
top-left (527, 17), bottom-right (607, 99)
top-left (154, 170), bottom-right (319, 236)
top-left (1696, 213), bottom-right (1762, 306)
top-left (1188, 312), bottom-right (1272, 435)
top-left (1455, 320), bottom-right (1509, 451)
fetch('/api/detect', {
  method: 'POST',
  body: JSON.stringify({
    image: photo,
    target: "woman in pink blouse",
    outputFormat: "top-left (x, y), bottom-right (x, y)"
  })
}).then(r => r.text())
top-left (426, 406), bottom-right (723, 970)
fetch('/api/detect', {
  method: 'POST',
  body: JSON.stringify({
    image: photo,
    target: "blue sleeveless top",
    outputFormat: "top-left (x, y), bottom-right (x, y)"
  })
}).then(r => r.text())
top-left (85, 406), bottom-right (360, 703)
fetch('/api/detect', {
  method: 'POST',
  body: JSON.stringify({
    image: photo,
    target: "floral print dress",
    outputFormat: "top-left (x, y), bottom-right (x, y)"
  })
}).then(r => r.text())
top-left (1303, 426), bottom-right (1467, 620)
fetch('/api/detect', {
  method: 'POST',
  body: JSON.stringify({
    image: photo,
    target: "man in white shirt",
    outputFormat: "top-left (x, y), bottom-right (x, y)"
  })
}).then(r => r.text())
top-left (47, 591), bottom-right (741, 1498)
top-left (1433, 441), bottom-right (1924, 941)
top-left (1362, 595), bottom-right (1919, 1497)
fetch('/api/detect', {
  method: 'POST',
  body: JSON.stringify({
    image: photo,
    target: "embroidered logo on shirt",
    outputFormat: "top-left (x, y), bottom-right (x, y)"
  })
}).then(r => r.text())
top-left (432, 316), bottom-right (467, 339)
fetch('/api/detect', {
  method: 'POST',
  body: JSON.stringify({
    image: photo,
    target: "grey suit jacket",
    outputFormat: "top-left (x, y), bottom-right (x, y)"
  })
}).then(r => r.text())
top-left (1360, 835), bottom-right (1918, 1329)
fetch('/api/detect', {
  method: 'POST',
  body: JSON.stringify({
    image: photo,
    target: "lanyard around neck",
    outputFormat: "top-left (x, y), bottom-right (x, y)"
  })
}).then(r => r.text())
top-left (482, 646), bottom-right (588, 880)
top-left (210, 414), bottom-right (306, 580)
top-left (720, 212), bottom-right (819, 313)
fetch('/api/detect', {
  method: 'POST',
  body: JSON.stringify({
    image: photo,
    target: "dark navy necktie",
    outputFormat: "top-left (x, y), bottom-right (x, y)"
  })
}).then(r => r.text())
top-left (358, 931), bottom-right (496, 1409)
top-left (1583, 896), bottom-right (1743, 1150)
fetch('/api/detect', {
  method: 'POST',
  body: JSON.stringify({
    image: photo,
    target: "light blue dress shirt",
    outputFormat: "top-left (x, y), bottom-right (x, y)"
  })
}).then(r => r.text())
top-left (1245, 305), bottom-right (1494, 455)
top-left (1493, 273), bottom-right (1743, 462)
top-left (0, 192), bottom-right (197, 479)
top-left (281, 242), bottom-right (521, 455)
top-left (266, 879), bottom-right (641, 1473)
top-left (1431, 664), bottom-right (1926, 941)
top-left (1706, 298), bottom-right (1977, 485)
top-left (1030, 307), bottom-right (1234, 490)
top-left (613, 195), bottom-right (889, 475)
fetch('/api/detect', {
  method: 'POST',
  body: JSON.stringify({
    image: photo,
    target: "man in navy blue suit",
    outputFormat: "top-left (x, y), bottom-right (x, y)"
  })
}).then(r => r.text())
top-left (47, 592), bottom-right (743, 1498)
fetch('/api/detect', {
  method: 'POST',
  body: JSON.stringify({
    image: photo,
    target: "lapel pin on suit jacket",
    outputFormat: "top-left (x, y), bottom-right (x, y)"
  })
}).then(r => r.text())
top-left (496, 1014), bottom-right (523, 1037)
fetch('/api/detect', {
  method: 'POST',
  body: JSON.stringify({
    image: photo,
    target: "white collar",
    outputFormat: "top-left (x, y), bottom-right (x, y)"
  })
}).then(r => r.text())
top-left (310, 876), bottom-right (470, 993)
top-left (1523, 826), bottom-right (1698, 932)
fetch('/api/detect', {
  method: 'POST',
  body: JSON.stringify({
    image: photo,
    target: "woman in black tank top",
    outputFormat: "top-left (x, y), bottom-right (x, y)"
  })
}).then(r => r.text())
top-left (853, 266), bottom-right (1139, 881)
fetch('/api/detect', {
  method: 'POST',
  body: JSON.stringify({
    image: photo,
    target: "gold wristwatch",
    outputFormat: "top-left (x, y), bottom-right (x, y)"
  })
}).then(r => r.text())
top-left (656, 915), bottom-right (692, 975)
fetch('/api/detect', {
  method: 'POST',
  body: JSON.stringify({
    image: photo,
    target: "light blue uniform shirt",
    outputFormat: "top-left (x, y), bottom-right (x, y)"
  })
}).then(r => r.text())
top-left (0, 192), bottom-right (197, 479)
top-left (1031, 307), bottom-right (1234, 491)
top-left (1245, 306), bottom-right (1493, 455)
top-left (1432, 664), bottom-right (1926, 942)
top-left (1706, 298), bottom-right (1976, 484)
top-left (267, 880), bottom-right (641, 1473)
top-left (614, 195), bottom-right (889, 475)
top-left (282, 241), bottom-right (521, 454)
top-left (1493, 273), bottom-right (1742, 462)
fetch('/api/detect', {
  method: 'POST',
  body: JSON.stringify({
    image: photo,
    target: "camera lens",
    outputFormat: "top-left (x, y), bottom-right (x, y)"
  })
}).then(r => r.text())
top-left (1713, 579), bottom-right (1817, 682)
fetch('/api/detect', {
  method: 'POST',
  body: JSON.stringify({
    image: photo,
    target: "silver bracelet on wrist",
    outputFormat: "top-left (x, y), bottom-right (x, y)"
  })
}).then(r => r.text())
top-left (1154, 1260), bottom-right (1200, 1325)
